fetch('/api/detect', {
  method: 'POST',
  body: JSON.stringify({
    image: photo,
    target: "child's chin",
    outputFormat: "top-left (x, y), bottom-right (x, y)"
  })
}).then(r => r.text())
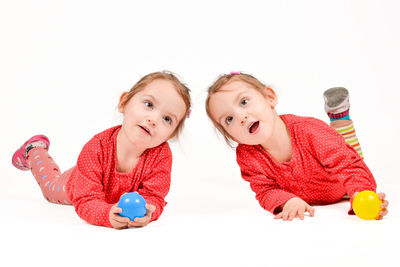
top-left (240, 140), bottom-right (260, 146)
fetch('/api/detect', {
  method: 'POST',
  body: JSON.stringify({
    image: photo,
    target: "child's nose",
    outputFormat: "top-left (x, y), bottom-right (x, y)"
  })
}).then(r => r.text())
top-left (240, 115), bottom-right (248, 126)
top-left (147, 119), bottom-right (156, 128)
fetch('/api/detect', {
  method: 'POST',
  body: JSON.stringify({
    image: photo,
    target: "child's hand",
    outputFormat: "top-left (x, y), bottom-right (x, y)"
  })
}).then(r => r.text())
top-left (109, 204), bottom-right (130, 229)
top-left (376, 192), bottom-right (389, 220)
top-left (274, 197), bottom-right (315, 221)
top-left (352, 192), bottom-right (389, 220)
top-left (127, 204), bottom-right (156, 228)
top-left (109, 203), bottom-right (156, 229)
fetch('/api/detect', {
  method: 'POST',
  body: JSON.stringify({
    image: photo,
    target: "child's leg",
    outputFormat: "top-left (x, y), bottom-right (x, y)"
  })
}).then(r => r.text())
top-left (12, 135), bottom-right (73, 204)
top-left (26, 147), bottom-right (73, 205)
top-left (324, 87), bottom-right (364, 158)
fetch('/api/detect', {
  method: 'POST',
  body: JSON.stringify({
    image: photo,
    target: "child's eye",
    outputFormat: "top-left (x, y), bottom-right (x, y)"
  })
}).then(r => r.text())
top-left (163, 116), bottom-right (172, 124)
top-left (226, 116), bottom-right (233, 125)
top-left (144, 101), bottom-right (153, 109)
top-left (240, 99), bottom-right (249, 106)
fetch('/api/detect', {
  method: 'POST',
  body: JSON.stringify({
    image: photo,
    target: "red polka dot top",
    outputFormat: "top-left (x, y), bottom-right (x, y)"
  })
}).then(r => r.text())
top-left (236, 114), bottom-right (376, 215)
top-left (66, 126), bottom-right (172, 227)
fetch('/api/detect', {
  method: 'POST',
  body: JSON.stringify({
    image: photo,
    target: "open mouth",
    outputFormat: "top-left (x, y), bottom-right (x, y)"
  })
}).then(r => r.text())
top-left (139, 125), bottom-right (151, 136)
top-left (248, 121), bottom-right (260, 134)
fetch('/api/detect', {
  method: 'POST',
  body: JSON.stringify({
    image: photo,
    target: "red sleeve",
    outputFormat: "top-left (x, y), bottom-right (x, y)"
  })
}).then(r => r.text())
top-left (236, 146), bottom-right (297, 214)
top-left (138, 143), bottom-right (172, 222)
top-left (303, 119), bottom-right (377, 212)
top-left (69, 137), bottom-right (114, 228)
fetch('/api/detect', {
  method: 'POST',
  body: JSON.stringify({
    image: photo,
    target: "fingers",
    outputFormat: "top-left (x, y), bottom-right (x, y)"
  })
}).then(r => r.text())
top-left (376, 192), bottom-right (389, 220)
top-left (380, 208), bottom-right (388, 217)
top-left (113, 220), bottom-right (129, 229)
top-left (110, 205), bottom-right (123, 214)
top-left (112, 214), bottom-right (130, 224)
top-left (110, 209), bottom-right (130, 228)
top-left (110, 215), bottom-right (130, 230)
top-left (128, 215), bottom-right (150, 227)
top-left (306, 205), bottom-right (315, 217)
top-left (109, 204), bottom-right (129, 229)
top-left (274, 204), bottom-right (314, 221)
top-left (298, 205), bottom-right (305, 220)
top-left (287, 210), bottom-right (297, 221)
top-left (381, 199), bottom-right (389, 209)
top-left (133, 216), bottom-right (148, 224)
top-left (277, 209), bottom-right (299, 221)
top-left (110, 206), bottom-right (130, 223)
top-left (277, 209), bottom-right (303, 221)
top-left (376, 208), bottom-right (388, 220)
top-left (145, 204), bottom-right (156, 214)
top-left (110, 203), bottom-right (157, 229)
top-left (127, 204), bottom-right (156, 227)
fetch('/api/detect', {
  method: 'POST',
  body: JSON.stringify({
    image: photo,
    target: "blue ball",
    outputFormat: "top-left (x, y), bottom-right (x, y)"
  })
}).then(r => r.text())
top-left (118, 192), bottom-right (146, 221)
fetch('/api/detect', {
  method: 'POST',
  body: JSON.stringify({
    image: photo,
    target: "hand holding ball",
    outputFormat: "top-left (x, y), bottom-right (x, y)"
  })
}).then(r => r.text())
top-left (353, 190), bottom-right (382, 220)
top-left (118, 192), bottom-right (146, 221)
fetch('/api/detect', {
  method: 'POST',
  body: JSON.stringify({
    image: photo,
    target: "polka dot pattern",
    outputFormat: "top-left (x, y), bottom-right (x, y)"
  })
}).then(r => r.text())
top-left (236, 114), bottom-right (377, 214)
top-left (65, 126), bottom-right (172, 228)
top-left (27, 148), bottom-right (72, 204)
top-left (24, 126), bottom-right (173, 228)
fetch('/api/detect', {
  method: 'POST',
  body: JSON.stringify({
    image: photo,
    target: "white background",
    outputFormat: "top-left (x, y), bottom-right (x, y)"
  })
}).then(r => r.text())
top-left (1, 0), bottom-right (399, 266)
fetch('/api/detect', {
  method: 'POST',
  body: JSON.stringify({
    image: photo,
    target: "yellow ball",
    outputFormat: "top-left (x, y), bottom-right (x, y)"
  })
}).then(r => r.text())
top-left (353, 190), bottom-right (382, 220)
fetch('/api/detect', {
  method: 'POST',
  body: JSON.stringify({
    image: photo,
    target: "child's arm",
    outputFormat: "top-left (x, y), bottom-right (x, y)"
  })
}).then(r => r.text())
top-left (304, 119), bottom-right (377, 203)
top-left (236, 146), bottom-right (299, 215)
top-left (68, 138), bottom-right (115, 228)
top-left (135, 143), bottom-right (172, 224)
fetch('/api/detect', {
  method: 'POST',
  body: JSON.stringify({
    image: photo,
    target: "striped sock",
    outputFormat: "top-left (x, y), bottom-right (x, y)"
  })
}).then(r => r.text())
top-left (331, 120), bottom-right (364, 158)
top-left (324, 87), bottom-right (364, 158)
top-left (327, 110), bottom-right (350, 121)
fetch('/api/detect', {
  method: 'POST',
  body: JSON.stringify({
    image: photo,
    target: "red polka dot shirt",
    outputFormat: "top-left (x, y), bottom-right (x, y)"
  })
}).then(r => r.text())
top-left (236, 114), bottom-right (376, 215)
top-left (66, 126), bottom-right (172, 227)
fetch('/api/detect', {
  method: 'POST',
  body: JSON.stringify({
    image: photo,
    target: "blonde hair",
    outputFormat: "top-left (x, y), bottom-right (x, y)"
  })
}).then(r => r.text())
top-left (120, 71), bottom-right (191, 138)
top-left (205, 72), bottom-right (268, 147)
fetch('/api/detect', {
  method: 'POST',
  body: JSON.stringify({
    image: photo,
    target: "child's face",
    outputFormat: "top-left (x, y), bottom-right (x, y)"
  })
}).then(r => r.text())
top-left (119, 79), bottom-right (186, 149)
top-left (208, 80), bottom-right (278, 145)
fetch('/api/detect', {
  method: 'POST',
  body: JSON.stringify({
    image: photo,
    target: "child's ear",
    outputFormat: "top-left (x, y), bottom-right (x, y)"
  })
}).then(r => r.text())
top-left (264, 87), bottom-right (278, 108)
top-left (118, 92), bottom-right (129, 113)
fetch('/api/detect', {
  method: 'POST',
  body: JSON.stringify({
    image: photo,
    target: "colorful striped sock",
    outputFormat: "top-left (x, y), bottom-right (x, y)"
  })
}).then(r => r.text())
top-left (324, 87), bottom-right (351, 121)
top-left (331, 120), bottom-right (364, 158)
top-left (324, 87), bottom-right (364, 158)
top-left (327, 110), bottom-right (350, 121)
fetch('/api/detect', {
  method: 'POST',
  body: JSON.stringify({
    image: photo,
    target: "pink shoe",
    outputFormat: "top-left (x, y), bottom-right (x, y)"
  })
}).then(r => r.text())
top-left (12, 135), bottom-right (50, 171)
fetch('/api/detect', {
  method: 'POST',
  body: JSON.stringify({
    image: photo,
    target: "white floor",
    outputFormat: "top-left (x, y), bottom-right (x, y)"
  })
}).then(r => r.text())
top-left (1, 153), bottom-right (399, 267)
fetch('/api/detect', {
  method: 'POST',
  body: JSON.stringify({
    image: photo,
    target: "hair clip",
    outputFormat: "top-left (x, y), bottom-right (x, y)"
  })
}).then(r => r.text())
top-left (187, 108), bottom-right (192, 118)
top-left (230, 71), bottom-right (241, 75)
